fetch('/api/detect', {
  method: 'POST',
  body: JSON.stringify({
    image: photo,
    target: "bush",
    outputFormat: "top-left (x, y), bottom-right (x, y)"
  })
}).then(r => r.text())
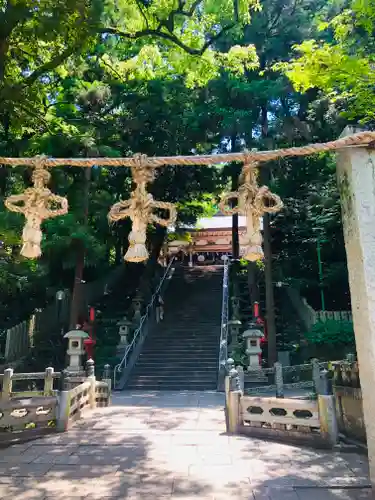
top-left (305, 319), bottom-right (355, 346)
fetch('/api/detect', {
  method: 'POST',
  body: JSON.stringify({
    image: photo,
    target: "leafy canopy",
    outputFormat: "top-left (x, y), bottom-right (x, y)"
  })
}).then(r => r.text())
top-left (305, 319), bottom-right (355, 346)
top-left (279, 0), bottom-right (375, 123)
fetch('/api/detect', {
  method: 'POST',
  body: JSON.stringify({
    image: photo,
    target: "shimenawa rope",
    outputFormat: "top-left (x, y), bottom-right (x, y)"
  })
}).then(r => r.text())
top-left (107, 154), bottom-right (177, 263)
top-left (4, 156), bottom-right (68, 258)
top-left (0, 130), bottom-right (373, 168)
top-left (219, 160), bottom-right (283, 261)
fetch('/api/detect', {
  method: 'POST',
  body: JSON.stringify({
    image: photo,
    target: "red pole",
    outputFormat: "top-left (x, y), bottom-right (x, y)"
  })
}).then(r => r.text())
top-left (84, 307), bottom-right (96, 360)
top-left (254, 301), bottom-right (259, 319)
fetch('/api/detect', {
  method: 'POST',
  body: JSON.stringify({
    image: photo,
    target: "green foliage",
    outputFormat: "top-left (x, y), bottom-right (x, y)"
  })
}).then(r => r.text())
top-left (0, 0), bottom-right (362, 368)
top-left (280, 0), bottom-right (375, 124)
top-left (167, 232), bottom-right (192, 243)
top-left (305, 320), bottom-right (355, 346)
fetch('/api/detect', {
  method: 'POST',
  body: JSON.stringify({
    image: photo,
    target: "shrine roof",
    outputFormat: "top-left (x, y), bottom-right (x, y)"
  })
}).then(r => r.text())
top-left (168, 213), bottom-right (263, 232)
top-left (194, 215), bottom-right (246, 229)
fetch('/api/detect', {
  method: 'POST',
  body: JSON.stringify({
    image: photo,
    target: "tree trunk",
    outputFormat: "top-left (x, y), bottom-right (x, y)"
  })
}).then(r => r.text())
top-left (261, 164), bottom-right (277, 366)
top-left (138, 226), bottom-right (166, 301)
top-left (230, 135), bottom-right (240, 260)
top-left (69, 167), bottom-right (91, 328)
top-left (115, 242), bottom-right (122, 265)
top-left (263, 211), bottom-right (277, 365)
top-left (260, 103), bottom-right (277, 366)
top-left (247, 261), bottom-right (259, 313)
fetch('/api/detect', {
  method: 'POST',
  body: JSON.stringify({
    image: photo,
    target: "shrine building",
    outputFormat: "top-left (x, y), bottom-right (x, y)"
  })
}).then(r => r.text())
top-left (167, 211), bottom-right (258, 265)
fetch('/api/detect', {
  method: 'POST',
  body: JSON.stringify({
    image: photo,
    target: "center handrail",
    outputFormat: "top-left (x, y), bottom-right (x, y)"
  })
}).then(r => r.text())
top-left (113, 257), bottom-right (176, 389)
top-left (217, 257), bottom-right (230, 390)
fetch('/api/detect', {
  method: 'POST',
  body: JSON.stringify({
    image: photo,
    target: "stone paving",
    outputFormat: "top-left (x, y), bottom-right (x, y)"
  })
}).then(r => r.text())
top-left (0, 391), bottom-right (372, 499)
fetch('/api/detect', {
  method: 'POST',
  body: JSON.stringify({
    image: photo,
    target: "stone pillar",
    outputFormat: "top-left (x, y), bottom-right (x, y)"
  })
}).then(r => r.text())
top-left (44, 367), bottom-right (54, 396)
top-left (337, 128), bottom-right (375, 486)
top-left (311, 358), bottom-right (321, 395)
top-left (318, 369), bottom-right (338, 446)
top-left (274, 362), bottom-right (284, 398)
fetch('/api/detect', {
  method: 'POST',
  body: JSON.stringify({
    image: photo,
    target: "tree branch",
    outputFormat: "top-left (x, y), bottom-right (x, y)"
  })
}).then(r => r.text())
top-left (99, 23), bottom-right (235, 56)
top-left (21, 43), bottom-right (83, 87)
top-left (135, 0), bottom-right (150, 28)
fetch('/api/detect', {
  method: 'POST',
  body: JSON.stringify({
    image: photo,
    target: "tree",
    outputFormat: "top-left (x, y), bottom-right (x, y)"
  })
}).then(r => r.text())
top-left (203, 0), bottom-right (326, 365)
top-left (281, 0), bottom-right (375, 125)
top-left (0, 0), bottom-right (259, 153)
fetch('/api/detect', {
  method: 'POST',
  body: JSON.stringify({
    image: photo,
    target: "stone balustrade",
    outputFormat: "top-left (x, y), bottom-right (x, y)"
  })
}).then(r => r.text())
top-left (225, 361), bottom-right (339, 448)
top-left (0, 360), bottom-right (111, 444)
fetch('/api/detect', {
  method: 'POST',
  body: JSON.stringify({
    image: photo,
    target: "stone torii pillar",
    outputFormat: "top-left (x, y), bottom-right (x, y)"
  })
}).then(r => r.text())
top-left (337, 126), bottom-right (375, 488)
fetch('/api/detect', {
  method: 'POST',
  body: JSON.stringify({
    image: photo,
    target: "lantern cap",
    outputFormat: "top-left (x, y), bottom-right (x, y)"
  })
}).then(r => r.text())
top-left (243, 322), bottom-right (264, 338)
top-left (228, 319), bottom-right (242, 326)
top-left (64, 330), bottom-right (89, 339)
top-left (117, 318), bottom-right (133, 326)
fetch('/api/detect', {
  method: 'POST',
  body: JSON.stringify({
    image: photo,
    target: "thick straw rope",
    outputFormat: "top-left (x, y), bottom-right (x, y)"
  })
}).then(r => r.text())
top-left (4, 156), bottom-right (68, 258)
top-left (107, 154), bottom-right (177, 263)
top-left (0, 131), bottom-right (374, 168)
top-left (2, 131), bottom-right (374, 261)
top-left (219, 160), bottom-right (283, 261)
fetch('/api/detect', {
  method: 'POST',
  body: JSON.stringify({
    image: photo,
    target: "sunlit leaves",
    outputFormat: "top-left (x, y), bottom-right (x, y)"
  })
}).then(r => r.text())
top-left (280, 0), bottom-right (375, 124)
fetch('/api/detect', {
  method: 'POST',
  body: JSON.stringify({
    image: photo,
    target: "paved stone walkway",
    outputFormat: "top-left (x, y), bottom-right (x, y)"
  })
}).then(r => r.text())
top-left (0, 391), bottom-right (371, 499)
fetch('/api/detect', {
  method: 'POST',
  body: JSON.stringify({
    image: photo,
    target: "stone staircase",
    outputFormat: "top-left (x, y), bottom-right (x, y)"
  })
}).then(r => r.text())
top-left (125, 265), bottom-right (223, 391)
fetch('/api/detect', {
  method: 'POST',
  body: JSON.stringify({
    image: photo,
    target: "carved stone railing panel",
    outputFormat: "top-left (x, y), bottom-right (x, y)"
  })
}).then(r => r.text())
top-left (0, 396), bottom-right (57, 432)
top-left (95, 381), bottom-right (110, 407)
top-left (68, 380), bottom-right (91, 422)
top-left (241, 396), bottom-right (320, 430)
top-left (0, 362), bottom-right (111, 439)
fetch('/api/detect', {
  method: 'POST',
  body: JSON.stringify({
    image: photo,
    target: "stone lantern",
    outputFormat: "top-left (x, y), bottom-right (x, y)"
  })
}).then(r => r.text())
top-left (243, 322), bottom-right (264, 371)
top-left (117, 318), bottom-right (132, 351)
top-left (132, 293), bottom-right (143, 323)
top-left (64, 330), bottom-right (89, 372)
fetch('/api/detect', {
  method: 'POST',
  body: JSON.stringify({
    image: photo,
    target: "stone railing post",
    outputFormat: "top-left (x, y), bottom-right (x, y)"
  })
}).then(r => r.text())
top-left (86, 358), bottom-right (96, 409)
top-left (236, 365), bottom-right (245, 393)
top-left (2, 368), bottom-right (13, 401)
top-left (103, 363), bottom-right (112, 404)
top-left (57, 370), bottom-right (71, 432)
top-left (44, 367), bottom-right (54, 396)
top-left (86, 358), bottom-right (95, 377)
top-left (225, 358), bottom-right (234, 400)
top-left (274, 362), bottom-right (284, 398)
top-left (227, 366), bottom-right (242, 434)
top-left (311, 358), bottom-right (321, 395)
top-left (318, 369), bottom-right (338, 446)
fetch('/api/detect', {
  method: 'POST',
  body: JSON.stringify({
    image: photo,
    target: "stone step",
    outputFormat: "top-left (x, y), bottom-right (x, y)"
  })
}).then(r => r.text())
top-left (126, 382), bottom-right (217, 390)
top-left (124, 266), bottom-right (222, 390)
top-left (128, 378), bottom-right (217, 385)
top-left (156, 323), bottom-right (220, 328)
top-left (138, 353), bottom-right (217, 359)
top-left (140, 347), bottom-right (218, 353)
top-left (129, 372), bottom-right (217, 379)
top-left (133, 361), bottom-right (217, 368)
top-left (144, 338), bottom-right (219, 344)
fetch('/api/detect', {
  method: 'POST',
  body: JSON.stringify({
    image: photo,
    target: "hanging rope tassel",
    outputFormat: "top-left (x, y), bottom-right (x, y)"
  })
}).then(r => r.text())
top-left (108, 154), bottom-right (177, 263)
top-left (4, 156), bottom-right (68, 258)
top-left (219, 160), bottom-right (283, 262)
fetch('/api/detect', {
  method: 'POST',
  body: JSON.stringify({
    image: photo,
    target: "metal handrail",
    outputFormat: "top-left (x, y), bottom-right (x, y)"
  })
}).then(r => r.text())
top-left (218, 257), bottom-right (230, 378)
top-left (113, 257), bottom-right (176, 389)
